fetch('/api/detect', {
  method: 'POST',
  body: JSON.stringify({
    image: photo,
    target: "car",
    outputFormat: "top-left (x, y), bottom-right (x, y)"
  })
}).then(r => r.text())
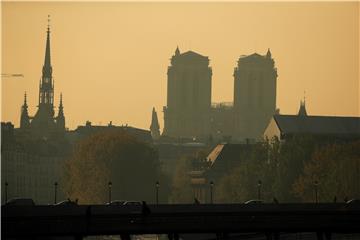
top-left (5, 198), bottom-right (35, 206)
top-left (244, 199), bottom-right (263, 204)
top-left (106, 200), bottom-right (126, 205)
top-left (346, 199), bottom-right (360, 205)
top-left (123, 201), bottom-right (142, 206)
top-left (55, 199), bottom-right (78, 206)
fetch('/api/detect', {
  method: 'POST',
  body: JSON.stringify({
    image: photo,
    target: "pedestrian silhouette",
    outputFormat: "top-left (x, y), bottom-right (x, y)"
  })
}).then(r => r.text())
top-left (142, 201), bottom-right (151, 215)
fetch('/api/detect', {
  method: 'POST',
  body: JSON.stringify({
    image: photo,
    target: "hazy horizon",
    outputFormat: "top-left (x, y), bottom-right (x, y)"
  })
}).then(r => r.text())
top-left (2, 2), bottom-right (359, 131)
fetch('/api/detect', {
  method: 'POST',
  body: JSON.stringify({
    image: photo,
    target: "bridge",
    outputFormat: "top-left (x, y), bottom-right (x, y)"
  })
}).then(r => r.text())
top-left (2, 203), bottom-right (360, 240)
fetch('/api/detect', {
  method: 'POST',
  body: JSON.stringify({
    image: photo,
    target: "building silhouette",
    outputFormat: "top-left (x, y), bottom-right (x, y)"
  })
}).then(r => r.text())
top-left (163, 47), bottom-right (212, 139)
top-left (69, 120), bottom-right (152, 144)
top-left (19, 20), bottom-right (65, 139)
top-left (162, 47), bottom-right (277, 142)
top-left (1, 19), bottom-right (69, 204)
top-left (233, 49), bottom-right (277, 139)
top-left (264, 100), bottom-right (360, 141)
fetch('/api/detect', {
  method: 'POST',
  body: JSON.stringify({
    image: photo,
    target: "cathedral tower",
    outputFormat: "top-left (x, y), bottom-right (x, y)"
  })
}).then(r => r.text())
top-left (163, 47), bottom-right (212, 139)
top-left (233, 49), bottom-right (277, 140)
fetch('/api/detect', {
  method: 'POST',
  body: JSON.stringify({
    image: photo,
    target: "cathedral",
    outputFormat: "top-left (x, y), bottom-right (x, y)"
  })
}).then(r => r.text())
top-left (162, 47), bottom-right (277, 142)
top-left (19, 19), bottom-right (66, 139)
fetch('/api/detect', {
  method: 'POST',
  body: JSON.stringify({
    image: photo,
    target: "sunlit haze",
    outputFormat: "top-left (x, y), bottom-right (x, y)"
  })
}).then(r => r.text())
top-left (2, 2), bottom-right (359, 130)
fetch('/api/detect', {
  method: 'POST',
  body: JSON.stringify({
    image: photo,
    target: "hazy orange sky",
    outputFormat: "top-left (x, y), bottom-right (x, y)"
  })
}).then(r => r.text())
top-left (2, 2), bottom-right (359, 131)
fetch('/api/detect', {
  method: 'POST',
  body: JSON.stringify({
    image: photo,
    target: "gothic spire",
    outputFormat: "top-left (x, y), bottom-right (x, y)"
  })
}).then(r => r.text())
top-left (298, 98), bottom-right (308, 116)
top-left (23, 92), bottom-right (28, 108)
top-left (20, 92), bottom-right (30, 129)
top-left (42, 15), bottom-right (52, 78)
top-left (58, 93), bottom-right (64, 116)
top-left (150, 107), bottom-right (160, 140)
top-left (38, 15), bottom-right (54, 107)
top-left (56, 93), bottom-right (66, 130)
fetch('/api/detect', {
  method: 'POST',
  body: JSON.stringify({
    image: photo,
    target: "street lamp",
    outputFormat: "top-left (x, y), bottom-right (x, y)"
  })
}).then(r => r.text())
top-left (210, 181), bottom-right (214, 204)
top-left (5, 182), bottom-right (8, 203)
top-left (156, 181), bottom-right (160, 204)
top-left (54, 182), bottom-right (58, 204)
top-left (257, 180), bottom-right (262, 200)
top-left (108, 181), bottom-right (112, 204)
top-left (314, 180), bottom-right (319, 203)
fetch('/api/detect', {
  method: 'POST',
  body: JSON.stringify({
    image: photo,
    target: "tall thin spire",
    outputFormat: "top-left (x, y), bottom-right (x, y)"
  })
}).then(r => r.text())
top-left (38, 15), bottom-right (54, 107)
top-left (58, 93), bottom-right (64, 115)
top-left (43, 14), bottom-right (52, 78)
top-left (56, 93), bottom-right (65, 130)
top-left (24, 92), bottom-right (28, 107)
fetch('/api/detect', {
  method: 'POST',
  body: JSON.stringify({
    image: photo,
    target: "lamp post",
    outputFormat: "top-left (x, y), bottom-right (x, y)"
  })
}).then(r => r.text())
top-left (258, 180), bottom-right (262, 200)
top-left (108, 181), bottom-right (112, 204)
top-left (156, 181), bottom-right (160, 204)
top-left (54, 182), bottom-right (58, 204)
top-left (5, 182), bottom-right (8, 203)
top-left (210, 181), bottom-right (214, 204)
top-left (314, 180), bottom-right (319, 203)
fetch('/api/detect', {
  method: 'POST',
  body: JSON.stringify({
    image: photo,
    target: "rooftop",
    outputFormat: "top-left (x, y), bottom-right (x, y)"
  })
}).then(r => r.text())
top-left (274, 115), bottom-right (360, 136)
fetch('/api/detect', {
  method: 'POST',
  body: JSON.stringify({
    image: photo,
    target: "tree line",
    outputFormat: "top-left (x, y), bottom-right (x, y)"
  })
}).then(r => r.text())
top-left (171, 136), bottom-right (360, 203)
top-left (63, 130), bottom-right (360, 204)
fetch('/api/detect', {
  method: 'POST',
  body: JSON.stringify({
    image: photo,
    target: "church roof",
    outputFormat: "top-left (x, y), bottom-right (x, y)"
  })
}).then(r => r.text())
top-left (206, 144), bottom-right (254, 168)
top-left (273, 115), bottom-right (360, 136)
top-left (205, 143), bottom-right (255, 180)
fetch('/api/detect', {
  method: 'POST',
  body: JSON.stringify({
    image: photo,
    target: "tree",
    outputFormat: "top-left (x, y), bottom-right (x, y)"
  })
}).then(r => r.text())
top-left (215, 135), bottom-right (317, 203)
top-left (216, 141), bottom-right (272, 203)
top-left (268, 135), bottom-right (316, 201)
top-left (64, 130), bottom-right (167, 204)
top-left (216, 165), bottom-right (250, 203)
top-left (169, 150), bottom-right (211, 203)
top-left (293, 141), bottom-right (360, 202)
top-left (169, 155), bottom-right (194, 203)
